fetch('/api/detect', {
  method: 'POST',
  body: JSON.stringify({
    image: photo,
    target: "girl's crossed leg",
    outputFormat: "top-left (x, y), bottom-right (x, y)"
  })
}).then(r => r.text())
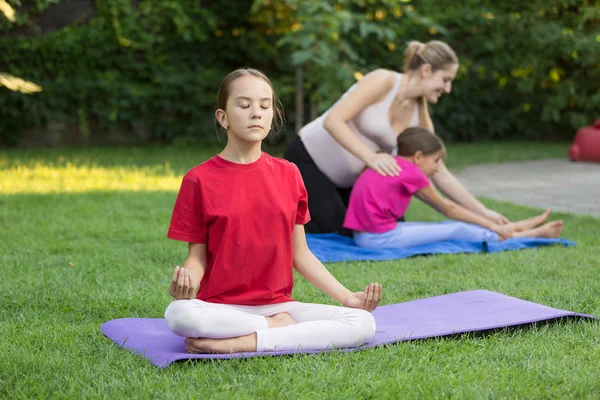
top-left (164, 299), bottom-right (376, 353)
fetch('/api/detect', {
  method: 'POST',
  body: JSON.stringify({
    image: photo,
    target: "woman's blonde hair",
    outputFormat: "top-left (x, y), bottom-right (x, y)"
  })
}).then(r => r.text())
top-left (403, 41), bottom-right (458, 132)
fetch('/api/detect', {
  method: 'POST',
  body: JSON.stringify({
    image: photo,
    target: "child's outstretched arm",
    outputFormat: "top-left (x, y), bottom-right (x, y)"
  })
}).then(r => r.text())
top-left (168, 242), bottom-right (206, 300)
top-left (414, 186), bottom-right (514, 239)
top-left (431, 163), bottom-right (510, 224)
top-left (292, 225), bottom-right (382, 311)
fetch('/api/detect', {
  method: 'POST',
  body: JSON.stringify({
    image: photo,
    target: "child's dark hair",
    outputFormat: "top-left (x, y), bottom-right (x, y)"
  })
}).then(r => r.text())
top-left (396, 127), bottom-right (446, 159)
top-left (216, 68), bottom-right (285, 137)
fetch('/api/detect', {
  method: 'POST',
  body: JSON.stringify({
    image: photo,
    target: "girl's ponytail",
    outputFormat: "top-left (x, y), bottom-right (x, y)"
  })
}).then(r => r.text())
top-left (403, 41), bottom-right (426, 73)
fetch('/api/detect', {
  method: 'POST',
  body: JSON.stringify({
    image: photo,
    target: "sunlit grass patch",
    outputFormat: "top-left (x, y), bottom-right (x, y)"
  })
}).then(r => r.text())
top-left (0, 141), bottom-right (569, 194)
top-left (0, 146), bottom-right (215, 194)
top-left (1, 161), bottom-right (182, 194)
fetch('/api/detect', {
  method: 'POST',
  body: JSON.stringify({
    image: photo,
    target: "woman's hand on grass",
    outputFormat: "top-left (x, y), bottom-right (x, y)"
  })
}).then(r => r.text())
top-left (169, 266), bottom-right (197, 300)
top-left (343, 283), bottom-right (382, 312)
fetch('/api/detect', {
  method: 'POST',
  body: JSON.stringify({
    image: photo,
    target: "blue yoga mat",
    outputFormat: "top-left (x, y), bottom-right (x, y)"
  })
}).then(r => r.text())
top-left (306, 233), bottom-right (575, 263)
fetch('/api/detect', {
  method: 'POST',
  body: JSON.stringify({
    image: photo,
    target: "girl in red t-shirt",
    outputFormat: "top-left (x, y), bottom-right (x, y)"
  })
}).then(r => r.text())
top-left (165, 68), bottom-right (383, 354)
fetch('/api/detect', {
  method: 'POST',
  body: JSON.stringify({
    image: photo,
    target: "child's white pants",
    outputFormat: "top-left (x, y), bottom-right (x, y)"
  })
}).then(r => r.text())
top-left (164, 299), bottom-right (376, 352)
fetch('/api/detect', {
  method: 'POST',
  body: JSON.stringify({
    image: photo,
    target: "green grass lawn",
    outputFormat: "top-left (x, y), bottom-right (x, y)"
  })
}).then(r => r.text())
top-left (1, 141), bottom-right (598, 399)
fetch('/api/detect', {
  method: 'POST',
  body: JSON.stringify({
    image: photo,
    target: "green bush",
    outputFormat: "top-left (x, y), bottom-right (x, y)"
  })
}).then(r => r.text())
top-left (0, 0), bottom-right (262, 145)
top-left (407, 0), bottom-right (600, 141)
top-left (263, 0), bottom-right (599, 141)
top-left (0, 0), bottom-right (598, 146)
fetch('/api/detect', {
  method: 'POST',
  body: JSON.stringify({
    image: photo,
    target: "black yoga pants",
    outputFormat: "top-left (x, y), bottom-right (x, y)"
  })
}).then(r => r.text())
top-left (283, 137), bottom-right (352, 235)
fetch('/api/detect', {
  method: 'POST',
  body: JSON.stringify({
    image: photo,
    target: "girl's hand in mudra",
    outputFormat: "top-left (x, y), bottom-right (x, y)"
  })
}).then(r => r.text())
top-left (366, 153), bottom-right (401, 177)
top-left (344, 283), bottom-right (382, 312)
top-left (169, 266), bottom-right (197, 300)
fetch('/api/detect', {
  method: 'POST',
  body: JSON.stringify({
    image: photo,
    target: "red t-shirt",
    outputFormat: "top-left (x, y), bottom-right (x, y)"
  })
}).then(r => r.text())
top-left (168, 153), bottom-right (310, 305)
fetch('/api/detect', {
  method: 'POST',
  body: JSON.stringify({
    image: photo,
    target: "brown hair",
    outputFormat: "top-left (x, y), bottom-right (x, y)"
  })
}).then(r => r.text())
top-left (216, 68), bottom-right (285, 137)
top-left (403, 41), bottom-right (458, 132)
top-left (396, 127), bottom-right (446, 160)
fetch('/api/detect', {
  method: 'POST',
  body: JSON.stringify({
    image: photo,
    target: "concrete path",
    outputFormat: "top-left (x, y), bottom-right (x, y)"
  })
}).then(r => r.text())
top-left (456, 159), bottom-right (600, 217)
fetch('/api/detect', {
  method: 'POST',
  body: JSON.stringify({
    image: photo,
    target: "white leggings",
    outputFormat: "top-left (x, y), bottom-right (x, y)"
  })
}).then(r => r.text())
top-left (354, 221), bottom-right (499, 248)
top-left (164, 299), bottom-right (376, 352)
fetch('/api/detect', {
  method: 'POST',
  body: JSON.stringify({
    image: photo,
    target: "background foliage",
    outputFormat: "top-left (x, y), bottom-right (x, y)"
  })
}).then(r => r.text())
top-left (0, 0), bottom-right (598, 146)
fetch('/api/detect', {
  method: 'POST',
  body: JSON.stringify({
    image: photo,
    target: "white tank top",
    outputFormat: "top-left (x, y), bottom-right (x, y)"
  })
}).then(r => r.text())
top-left (300, 73), bottom-right (419, 188)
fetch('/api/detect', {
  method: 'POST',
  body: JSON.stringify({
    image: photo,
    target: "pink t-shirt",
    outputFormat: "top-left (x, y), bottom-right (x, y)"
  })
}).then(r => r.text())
top-left (343, 157), bottom-right (431, 233)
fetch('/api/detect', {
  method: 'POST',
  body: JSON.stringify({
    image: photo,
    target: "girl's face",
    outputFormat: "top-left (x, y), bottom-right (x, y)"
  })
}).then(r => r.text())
top-left (421, 64), bottom-right (458, 104)
top-left (416, 150), bottom-right (445, 177)
top-left (217, 75), bottom-right (274, 144)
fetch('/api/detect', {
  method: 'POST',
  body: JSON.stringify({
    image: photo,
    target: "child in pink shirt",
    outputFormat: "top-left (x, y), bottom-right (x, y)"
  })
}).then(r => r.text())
top-left (344, 128), bottom-right (564, 249)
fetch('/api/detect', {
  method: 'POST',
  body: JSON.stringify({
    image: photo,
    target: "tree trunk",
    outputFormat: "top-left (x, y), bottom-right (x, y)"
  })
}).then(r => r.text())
top-left (295, 65), bottom-right (304, 134)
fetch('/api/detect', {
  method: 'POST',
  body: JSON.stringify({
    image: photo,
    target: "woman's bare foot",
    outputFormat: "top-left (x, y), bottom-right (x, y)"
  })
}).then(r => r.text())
top-left (513, 220), bottom-right (563, 239)
top-left (185, 334), bottom-right (257, 354)
top-left (508, 209), bottom-right (551, 232)
top-left (183, 313), bottom-right (296, 354)
top-left (266, 312), bottom-right (296, 329)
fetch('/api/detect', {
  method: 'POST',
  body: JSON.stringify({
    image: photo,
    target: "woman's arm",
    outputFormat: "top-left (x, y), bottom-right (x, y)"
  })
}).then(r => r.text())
top-left (168, 242), bottom-right (206, 300)
top-left (292, 225), bottom-right (381, 311)
top-left (431, 163), bottom-right (510, 224)
top-left (323, 69), bottom-right (400, 177)
top-left (414, 186), bottom-right (513, 238)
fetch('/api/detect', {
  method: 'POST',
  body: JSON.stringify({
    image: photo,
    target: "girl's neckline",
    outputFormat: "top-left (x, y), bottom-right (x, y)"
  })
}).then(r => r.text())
top-left (214, 152), bottom-right (266, 169)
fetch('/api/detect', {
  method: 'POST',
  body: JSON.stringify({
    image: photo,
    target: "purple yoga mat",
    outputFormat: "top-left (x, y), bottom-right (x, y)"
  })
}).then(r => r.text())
top-left (100, 290), bottom-right (594, 367)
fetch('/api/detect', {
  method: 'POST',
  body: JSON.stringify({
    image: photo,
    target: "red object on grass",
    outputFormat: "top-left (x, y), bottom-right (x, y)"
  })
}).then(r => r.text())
top-left (569, 120), bottom-right (600, 163)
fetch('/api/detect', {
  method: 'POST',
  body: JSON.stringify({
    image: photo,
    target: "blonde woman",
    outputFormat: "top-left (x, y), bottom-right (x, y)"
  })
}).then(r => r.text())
top-left (284, 40), bottom-right (509, 234)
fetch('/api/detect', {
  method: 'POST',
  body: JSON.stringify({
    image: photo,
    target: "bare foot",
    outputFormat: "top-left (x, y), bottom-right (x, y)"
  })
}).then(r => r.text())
top-left (266, 312), bottom-right (296, 329)
top-left (183, 314), bottom-right (296, 354)
top-left (508, 209), bottom-right (551, 232)
top-left (185, 334), bottom-right (257, 354)
top-left (513, 220), bottom-right (563, 239)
